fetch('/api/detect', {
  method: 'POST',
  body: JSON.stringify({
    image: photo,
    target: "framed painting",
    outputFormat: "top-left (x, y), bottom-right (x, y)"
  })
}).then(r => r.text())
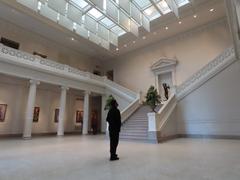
top-left (76, 110), bottom-right (83, 123)
top-left (54, 108), bottom-right (59, 123)
top-left (33, 107), bottom-right (40, 122)
top-left (0, 104), bottom-right (7, 122)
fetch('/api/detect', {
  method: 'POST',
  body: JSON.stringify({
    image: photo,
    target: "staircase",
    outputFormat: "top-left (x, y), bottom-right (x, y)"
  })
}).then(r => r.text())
top-left (120, 105), bottom-right (161, 142)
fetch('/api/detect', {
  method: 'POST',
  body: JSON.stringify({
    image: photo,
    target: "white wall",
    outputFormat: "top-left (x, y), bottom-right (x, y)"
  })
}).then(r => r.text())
top-left (177, 59), bottom-right (240, 136)
top-left (106, 19), bottom-right (232, 96)
top-left (0, 18), bottom-right (101, 72)
top-left (0, 75), bottom-right (85, 135)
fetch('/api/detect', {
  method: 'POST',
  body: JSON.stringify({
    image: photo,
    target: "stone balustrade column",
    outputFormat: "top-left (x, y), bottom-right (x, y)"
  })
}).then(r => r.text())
top-left (82, 91), bottom-right (90, 135)
top-left (23, 80), bottom-right (40, 139)
top-left (57, 86), bottom-right (69, 136)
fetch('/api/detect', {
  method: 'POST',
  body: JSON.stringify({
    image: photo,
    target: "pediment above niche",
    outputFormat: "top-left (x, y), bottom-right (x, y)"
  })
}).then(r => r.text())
top-left (151, 58), bottom-right (177, 74)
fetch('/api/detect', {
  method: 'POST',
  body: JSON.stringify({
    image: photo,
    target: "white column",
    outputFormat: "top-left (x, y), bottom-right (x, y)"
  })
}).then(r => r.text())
top-left (23, 80), bottom-right (40, 139)
top-left (82, 91), bottom-right (90, 135)
top-left (57, 86), bottom-right (68, 136)
top-left (101, 95), bottom-right (107, 133)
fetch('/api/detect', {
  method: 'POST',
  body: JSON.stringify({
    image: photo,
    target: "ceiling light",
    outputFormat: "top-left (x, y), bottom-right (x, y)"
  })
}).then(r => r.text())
top-left (153, 32), bottom-right (157, 35)
top-left (178, 21), bottom-right (182, 24)
top-left (165, 26), bottom-right (169, 30)
top-left (133, 41), bottom-right (136, 44)
top-left (210, 8), bottom-right (214, 12)
top-left (71, 37), bottom-right (75, 41)
top-left (116, 48), bottom-right (119, 51)
top-left (193, 14), bottom-right (197, 18)
top-left (142, 36), bottom-right (146, 39)
top-left (124, 44), bottom-right (127, 48)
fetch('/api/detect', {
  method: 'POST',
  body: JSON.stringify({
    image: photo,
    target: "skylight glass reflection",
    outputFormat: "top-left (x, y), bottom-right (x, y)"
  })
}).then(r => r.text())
top-left (88, 8), bottom-right (103, 19)
top-left (70, 0), bottom-right (89, 9)
top-left (100, 17), bottom-right (115, 29)
top-left (158, 0), bottom-right (171, 14)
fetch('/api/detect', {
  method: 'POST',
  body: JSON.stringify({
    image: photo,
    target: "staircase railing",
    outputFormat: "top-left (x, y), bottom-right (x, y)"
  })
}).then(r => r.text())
top-left (121, 94), bottom-right (141, 123)
top-left (176, 46), bottom-right (235, 100)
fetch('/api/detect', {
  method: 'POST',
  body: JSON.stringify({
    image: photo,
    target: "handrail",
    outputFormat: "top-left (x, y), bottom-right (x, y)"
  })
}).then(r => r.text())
top-left (176, 46), bottom-right (235, 100)
top-left (121, 94), bottom-right (140, 123)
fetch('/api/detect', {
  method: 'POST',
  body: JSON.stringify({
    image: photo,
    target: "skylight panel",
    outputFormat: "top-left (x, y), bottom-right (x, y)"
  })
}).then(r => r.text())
top-left (100, 17), bottom-right (115, 29)
top-left (157, 0), bottom-right (171, 14)
top-left (175, 0), bottom-right (189, 7)
top-left (111, 26), bottom-right (126, 36)
top-left (144, 6), bottom-right (161, 20)
top-left (133, 0), bottom-right (152, 10)
top-left (88, 8), bottom-right (103, 19)
top-left (70, 0), bottom-right (89, 9)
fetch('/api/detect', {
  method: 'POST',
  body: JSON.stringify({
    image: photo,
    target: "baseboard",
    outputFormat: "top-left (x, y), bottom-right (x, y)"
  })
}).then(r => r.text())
top-left (159, 134), bottom-right (180, 143)
top-left (178, 134), bottom-right (240, 140)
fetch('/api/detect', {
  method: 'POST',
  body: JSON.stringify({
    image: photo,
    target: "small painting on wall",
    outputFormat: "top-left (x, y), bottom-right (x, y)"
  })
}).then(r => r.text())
top-left (33, 107), bottom-right (40, 122)
top-left (54, 108), bottom-right (59, 123)
top-left (76, 110), bottom-right (83, 123)
top-left (0, 104), bottom-right (7, 122)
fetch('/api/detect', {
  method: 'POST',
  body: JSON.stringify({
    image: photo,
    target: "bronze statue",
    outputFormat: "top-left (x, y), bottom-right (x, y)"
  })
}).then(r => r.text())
top-left (162, 83), bottom-right (170, 100)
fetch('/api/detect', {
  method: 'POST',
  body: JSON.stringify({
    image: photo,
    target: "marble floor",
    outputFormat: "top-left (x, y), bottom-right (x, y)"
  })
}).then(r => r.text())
top-left (0, 135), bottom-right (240, 180)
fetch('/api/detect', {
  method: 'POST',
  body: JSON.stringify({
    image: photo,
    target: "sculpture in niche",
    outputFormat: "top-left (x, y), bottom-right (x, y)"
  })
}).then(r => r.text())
top-left (162, 83), bottom-right (170, 100)
top-left (0, 104), bottom-right (7, 122)
top-left (54, 108), bottom-right (59, 123)
top-left (33, 107), bottom-right (40, 122)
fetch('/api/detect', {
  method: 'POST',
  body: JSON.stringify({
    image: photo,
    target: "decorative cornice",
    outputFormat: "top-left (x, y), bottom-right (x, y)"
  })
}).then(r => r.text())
top-left (151, 58), bottom-right (177, 74)
top-left (176, 46), bottom-right (236, 100)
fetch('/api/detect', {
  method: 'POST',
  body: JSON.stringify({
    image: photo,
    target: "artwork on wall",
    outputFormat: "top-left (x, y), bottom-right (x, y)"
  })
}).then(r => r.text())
top-left (76, 110), bottom-right (83, 123)
top-left (54, 108), bottom-right (59, 123)
top-left (0, 104), bottom-right (7, 122)
top-left (33, 107), bottom-right (40, 122)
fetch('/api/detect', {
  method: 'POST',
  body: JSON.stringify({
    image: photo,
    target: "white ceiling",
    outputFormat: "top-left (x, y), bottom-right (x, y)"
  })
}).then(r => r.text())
top-left (0, 0), bottom-right (226, 60)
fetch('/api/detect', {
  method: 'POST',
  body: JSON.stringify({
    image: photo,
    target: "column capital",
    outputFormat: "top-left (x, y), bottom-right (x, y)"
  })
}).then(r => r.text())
top-left (84, 90), bottom-right (91, 95)
top-left (61, 86), bottom-right (69, 91)
top-left (29, 79), bottom-right (40, 85)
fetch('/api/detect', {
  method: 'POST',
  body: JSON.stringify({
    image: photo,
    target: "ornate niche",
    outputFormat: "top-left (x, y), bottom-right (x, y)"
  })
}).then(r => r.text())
top-left (151, 58), bottom-right (178, 101)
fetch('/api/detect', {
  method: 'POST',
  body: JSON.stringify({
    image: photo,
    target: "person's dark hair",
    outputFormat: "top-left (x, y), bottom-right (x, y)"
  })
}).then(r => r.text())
top-left (110, 99), bottom-right (118, 108)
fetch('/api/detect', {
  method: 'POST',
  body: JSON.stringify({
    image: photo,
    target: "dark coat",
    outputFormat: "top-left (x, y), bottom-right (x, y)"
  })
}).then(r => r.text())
top-left (106, 107), bottom-right (121, 132)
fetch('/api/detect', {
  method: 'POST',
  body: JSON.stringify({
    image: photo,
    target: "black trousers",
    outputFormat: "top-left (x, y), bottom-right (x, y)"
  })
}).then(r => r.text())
top-left (109, 131), bottom-right (119, 157)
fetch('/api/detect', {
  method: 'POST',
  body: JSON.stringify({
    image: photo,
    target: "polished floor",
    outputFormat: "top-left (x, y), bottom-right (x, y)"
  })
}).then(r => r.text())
top-left (0, 135), bottom-right (240, 180)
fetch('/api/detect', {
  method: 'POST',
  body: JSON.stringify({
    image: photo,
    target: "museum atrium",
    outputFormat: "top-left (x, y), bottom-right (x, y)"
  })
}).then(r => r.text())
top-left (0, 0), bottom-right (240, 180)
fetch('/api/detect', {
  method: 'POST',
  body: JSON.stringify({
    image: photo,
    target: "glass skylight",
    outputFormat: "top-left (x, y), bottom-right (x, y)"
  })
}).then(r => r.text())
top-left (17, 0), bottom-right (191, 50)
top-left (133, 0), bottom-right (152, 10)
top-left (100, 17), bottom-right (115, 29)
top-left (176, 0), bottom-right (190, 7)
top-left (88, 8), bottom-right (103, 19)
top-left (158, 0), bottom-right (171, 14)
top-left (70, 0), bottom-right (89, 9)
top-left (111, 26), bottom-right (126, 36)
top-left (144, 6), bottom-right (161, 20)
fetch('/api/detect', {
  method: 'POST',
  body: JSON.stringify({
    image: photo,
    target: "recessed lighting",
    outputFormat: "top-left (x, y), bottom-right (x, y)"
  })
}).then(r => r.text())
top-left (142, 36), bottom-right (146, 40)
top-left (116, 48), bottom-right (119, 51)
top-left (193, 14), bottom-right (197, 18)
top-left (71, 37), bottom-right (75, 41)
top-left (153, 32), bottom-right (157, 35)
top-left (165, 26), bottom-right (169, 30)
top-left (124, 44), bottom-right (127, 48)
top-left (178, 21), bottom-right (182, 24)
top-left (210, 8), bottom-right (214, 12)
top-left (133, 41), bottom-right (136, 44)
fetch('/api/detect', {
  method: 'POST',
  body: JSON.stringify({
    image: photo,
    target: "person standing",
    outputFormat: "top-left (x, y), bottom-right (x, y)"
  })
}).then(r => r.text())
top-left (106, 100), bottom-right (121, 161)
